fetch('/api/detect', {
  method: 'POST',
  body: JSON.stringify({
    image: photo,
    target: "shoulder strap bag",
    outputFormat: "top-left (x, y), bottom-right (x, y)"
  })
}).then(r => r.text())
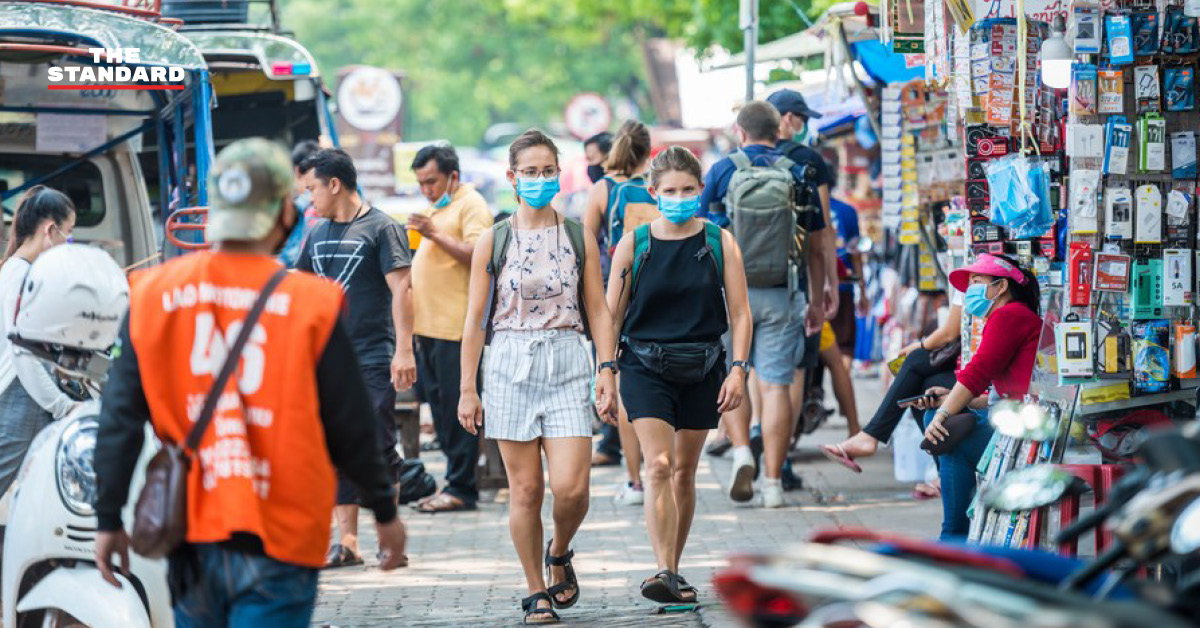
top-left (130, 268), bottom-right (288, 559)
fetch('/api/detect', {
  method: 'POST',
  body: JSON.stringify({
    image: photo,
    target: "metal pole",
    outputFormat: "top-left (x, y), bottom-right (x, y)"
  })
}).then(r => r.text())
top-left (741, 0), bottom-right (758, 102)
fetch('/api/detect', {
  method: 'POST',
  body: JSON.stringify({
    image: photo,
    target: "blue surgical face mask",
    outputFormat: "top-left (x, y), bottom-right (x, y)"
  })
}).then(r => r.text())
top-left (964, 280), bottom-right (1000, 318)
top-left (658, 195), bottom-right (700, 224)
top-left (516, 176), bottom-right (560, 209)
top-left (433, 191), bottom-right (452, 209)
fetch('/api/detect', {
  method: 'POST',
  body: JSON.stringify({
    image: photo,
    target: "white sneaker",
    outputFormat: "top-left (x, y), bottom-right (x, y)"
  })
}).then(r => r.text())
top-left (614, 482), bottom-right (645, 506)
top-left (761, 479), bottom-right (784, 509)
top-left (729, 447), bottom-right (756, 503)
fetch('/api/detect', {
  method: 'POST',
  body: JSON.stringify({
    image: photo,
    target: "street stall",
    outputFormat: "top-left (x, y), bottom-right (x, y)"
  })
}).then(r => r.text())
top-left (902, 0), bottom-right (1200, 556)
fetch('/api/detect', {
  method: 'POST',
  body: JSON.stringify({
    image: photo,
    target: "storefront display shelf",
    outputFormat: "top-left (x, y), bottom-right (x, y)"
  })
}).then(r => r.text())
top-left (1076, 388), bottom-right (1199, 417)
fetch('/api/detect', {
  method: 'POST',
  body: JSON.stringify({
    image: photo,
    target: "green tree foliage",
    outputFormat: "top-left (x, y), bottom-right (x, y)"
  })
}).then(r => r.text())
top-left (282, 0), bottom-right (841, 144)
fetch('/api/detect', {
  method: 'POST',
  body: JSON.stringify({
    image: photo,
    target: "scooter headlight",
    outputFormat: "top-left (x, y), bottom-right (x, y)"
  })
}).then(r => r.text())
top-left (56, 417), bottom-right (98, 517)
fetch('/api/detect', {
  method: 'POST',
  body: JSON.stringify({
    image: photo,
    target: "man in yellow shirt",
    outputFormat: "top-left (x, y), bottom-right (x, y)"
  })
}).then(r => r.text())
top-left (407, 144), bottom-right (493, 512)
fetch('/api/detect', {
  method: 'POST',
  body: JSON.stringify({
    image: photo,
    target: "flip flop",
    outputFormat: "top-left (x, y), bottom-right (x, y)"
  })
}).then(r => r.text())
top-left (820, 444), bottom-right (863, 474)
top-left (911, 483), bottom-right (940, 500)
top-left (323, 544), bottom-right (364, 569)
top-left (413, 492), bottom-right (477, 514)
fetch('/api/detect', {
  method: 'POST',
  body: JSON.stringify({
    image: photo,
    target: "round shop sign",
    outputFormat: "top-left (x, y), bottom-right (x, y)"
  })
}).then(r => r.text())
top-left (564, 92), bottom-right (611, 140)
top-left (337, 67), bottom-right (403, 132)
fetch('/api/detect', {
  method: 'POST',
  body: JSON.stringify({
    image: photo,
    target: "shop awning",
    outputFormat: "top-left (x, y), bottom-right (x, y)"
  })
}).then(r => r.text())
top-left (853, 40), bottom-right (925, 84)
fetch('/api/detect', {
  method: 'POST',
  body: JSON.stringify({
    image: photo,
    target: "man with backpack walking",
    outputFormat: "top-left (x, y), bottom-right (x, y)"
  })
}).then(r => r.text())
top-left (699, 101), bottom-right (828, 508)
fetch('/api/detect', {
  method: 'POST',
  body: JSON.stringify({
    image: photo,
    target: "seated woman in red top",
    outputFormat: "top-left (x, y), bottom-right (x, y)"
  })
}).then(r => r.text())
top-left (916, 253), bottom-right (1042, 539)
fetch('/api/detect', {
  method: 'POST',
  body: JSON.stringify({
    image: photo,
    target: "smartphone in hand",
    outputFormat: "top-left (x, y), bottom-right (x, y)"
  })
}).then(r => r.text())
top-left (896, 395), bottom-right (930, 408)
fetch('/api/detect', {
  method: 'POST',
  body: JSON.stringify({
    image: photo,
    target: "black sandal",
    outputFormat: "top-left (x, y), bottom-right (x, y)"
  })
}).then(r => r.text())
top-left (641, 570), bottom-right (694, 604)
top-left (544, 541), bottom-right (580, 609)
top-left (676, 574), bottom-right (699, 602)
top-left (323, 544), bottom-right (364, 569)
top-left (521, 591), bottom-right (560, 625)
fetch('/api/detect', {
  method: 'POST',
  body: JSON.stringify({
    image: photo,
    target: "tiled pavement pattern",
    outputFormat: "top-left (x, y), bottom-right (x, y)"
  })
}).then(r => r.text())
top-left (313, 381), bottom-right (939, 627)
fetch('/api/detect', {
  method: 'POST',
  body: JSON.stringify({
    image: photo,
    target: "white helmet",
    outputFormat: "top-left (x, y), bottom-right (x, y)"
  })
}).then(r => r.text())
top-left (11, 244), bottom-right (129, 379)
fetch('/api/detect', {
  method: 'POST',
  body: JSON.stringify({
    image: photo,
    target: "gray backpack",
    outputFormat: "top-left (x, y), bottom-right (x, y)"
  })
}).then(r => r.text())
top-left (724, 150), bottom-right (806, 287)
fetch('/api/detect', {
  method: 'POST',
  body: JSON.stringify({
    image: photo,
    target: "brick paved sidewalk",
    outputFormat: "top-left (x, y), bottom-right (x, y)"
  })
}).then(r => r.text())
top-left (313, 383), bottom-right (939, 627)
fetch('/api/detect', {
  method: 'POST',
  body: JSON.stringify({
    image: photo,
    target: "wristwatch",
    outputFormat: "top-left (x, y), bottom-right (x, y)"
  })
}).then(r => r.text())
top-left (598, 361), bottom-right (618, 375)
top-left (731, 360), bottom-right (751, 374)
top-left (933, 408), bottom-right (950, 421)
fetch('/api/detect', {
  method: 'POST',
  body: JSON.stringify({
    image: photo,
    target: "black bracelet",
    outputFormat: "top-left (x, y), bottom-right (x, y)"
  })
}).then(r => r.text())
top-left (919, 337), bottom-right (927, 350)
top-left (598, 361), bottom-right (618, 374)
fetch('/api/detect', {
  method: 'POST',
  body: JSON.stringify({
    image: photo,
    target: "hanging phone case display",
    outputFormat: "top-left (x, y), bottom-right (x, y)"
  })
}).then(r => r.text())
top-left (1098, 70), bottom-right (1125, 114)
top-left (1135, 184), bottom-right (1162, 243)
top-left (931, 4), bottom-right (1200, 550)
top-left (1135, 65), bottom-right (1161, 113)
top-left (1133, 320), bottom-right (1171, 394)
top-left (1103, 116), bottom-right (1132, 175)
top-left (1163, 248), bottom-right (1193, 306)
top-left (1165, 66), bottom-right (1196, 111)
top-left (1095, 251), bottom-right (1132, 292)
top-left (1133, 259), bottom-right (1165, 319)
top-left (1105, 186), bottom-right (1134, 239)
top-left (1069, 170), bottom-right (1101, 233)
top-left (1176, 323), bottom-right (1198, 378)
top-left (1057, 315), bottom-right (1095, 379)
top-left (1137, 114), bottom-right (1167, 172)
top-left (1106, 14), bottom-right (1136, 65)
top-left (1097, 314), bottom-right (1133, 379)
top-left (1172, 131), bottom-right (1198, 178)
top-left (1069, 242), bottom-right (1094, 306)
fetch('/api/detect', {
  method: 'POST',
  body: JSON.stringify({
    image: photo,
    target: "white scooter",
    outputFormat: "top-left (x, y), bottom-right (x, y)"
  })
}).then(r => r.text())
top-left (0, 245), bottom-right (172, 628)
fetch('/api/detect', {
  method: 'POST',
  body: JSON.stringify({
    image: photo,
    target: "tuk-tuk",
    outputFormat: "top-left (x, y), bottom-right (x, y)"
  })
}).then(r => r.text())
top-left (163, 0), bottom-right (337, 151)
top-left (0, 3), bottom-right (213, 625)
top-left (0, 0), bottom-right (214, 267)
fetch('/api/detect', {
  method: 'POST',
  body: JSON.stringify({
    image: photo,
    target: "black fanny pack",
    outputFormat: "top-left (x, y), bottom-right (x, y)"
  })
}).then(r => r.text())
top-left (623, 338), bottom-right (724, 385)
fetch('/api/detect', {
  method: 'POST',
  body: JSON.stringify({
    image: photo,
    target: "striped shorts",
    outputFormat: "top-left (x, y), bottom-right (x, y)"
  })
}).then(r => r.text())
top-left (483, 329), bottom-right (594, 442)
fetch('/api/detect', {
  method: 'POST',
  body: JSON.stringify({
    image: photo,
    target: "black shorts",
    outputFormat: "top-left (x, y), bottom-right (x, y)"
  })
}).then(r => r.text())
top-left (618, 350), bottom-right (724, 431)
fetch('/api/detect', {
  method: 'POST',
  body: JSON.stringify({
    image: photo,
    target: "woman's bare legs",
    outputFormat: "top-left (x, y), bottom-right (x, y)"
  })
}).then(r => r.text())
top-left (672, 429), bottom-right (710, 568)
top-left (497, 439), bottom-right (552, 615)
top-left (542, 437), bottom-right (592, 605)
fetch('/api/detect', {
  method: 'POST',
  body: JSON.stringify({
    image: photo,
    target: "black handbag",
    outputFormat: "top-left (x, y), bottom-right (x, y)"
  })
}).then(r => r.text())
top-left (928, 339), bottom-right (962, 369)
top-left (920, 412), bottom-right (977, 456)
top-left (623, 338), bottom-right (723, 385)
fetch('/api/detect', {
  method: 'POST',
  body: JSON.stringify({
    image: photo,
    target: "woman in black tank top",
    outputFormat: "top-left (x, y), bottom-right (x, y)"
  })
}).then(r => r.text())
top-left (606, 147), bottom-right (753, 605)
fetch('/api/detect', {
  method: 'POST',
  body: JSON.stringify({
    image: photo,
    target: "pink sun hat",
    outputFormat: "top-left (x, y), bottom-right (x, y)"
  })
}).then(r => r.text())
top-left (948, 253), bottom-right (1028, 293)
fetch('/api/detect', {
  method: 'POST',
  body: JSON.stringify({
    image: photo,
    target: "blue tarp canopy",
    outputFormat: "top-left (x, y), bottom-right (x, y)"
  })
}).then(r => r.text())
top-left (852, 40), bottom-right (925, 84)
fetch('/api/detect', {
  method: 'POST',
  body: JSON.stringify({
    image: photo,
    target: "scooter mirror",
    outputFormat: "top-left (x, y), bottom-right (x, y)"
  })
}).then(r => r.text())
top-left (982, 466), bottom-right (1089, 512)
top-left (1170, 497), bottom-right (1200, 554)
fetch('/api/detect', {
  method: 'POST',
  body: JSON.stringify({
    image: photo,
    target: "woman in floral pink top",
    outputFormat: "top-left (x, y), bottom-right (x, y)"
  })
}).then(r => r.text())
top-left (458, 129), bottom-right (617, 625)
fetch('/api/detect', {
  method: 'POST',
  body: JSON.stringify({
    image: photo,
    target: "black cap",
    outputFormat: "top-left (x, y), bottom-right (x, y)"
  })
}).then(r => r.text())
top-left (766, 89), bottom-right (824, 119)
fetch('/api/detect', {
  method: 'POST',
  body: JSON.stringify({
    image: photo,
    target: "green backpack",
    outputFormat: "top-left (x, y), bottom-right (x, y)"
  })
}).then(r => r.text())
top-left (625, 221), bottom-right (725, 301)
top-left (483, 216), bottom-right (590, 338)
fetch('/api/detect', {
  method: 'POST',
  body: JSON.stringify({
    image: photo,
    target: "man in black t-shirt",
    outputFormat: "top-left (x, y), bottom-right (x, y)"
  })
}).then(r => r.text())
top-left (296, 148), bottom-right (415, 568)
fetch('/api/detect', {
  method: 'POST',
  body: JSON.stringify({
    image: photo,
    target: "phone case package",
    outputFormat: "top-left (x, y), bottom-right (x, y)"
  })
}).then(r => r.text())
top-left (1165, 66), bottom-right (1196, 111)
top-left (1099, 70), bottom-right (1125, 114)
top-left (1133, 319), bottom-right (1171, 394)
top-left (1175, 323), bottom-right (1197, 379)
top-left (1133, 11), bottom-right (1160, 55)
top-left (1136, 65), bottom-right (1161, 113)
top-left (1106, 15), bottom-right (1135, 65)
top-left (1057, 319), bottom-right (1094, 378)
top-left (1072, 64), bottom-right (1098, 116)
top-left (1096, 315), bottom-right (1132, 380)
top-left (1095, 252), bottom-right (1132, 292)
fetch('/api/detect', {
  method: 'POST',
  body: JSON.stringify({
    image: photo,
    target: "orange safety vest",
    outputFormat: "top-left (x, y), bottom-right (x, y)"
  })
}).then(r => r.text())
top-left (128, 252), bottom-right (343, 568)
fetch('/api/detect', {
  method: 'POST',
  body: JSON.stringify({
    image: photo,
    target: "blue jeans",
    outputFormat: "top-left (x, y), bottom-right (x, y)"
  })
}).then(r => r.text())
top-left (173, 545), bottom-right (318, 628)
top-left (920, 409), bottom-right (993, 540)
